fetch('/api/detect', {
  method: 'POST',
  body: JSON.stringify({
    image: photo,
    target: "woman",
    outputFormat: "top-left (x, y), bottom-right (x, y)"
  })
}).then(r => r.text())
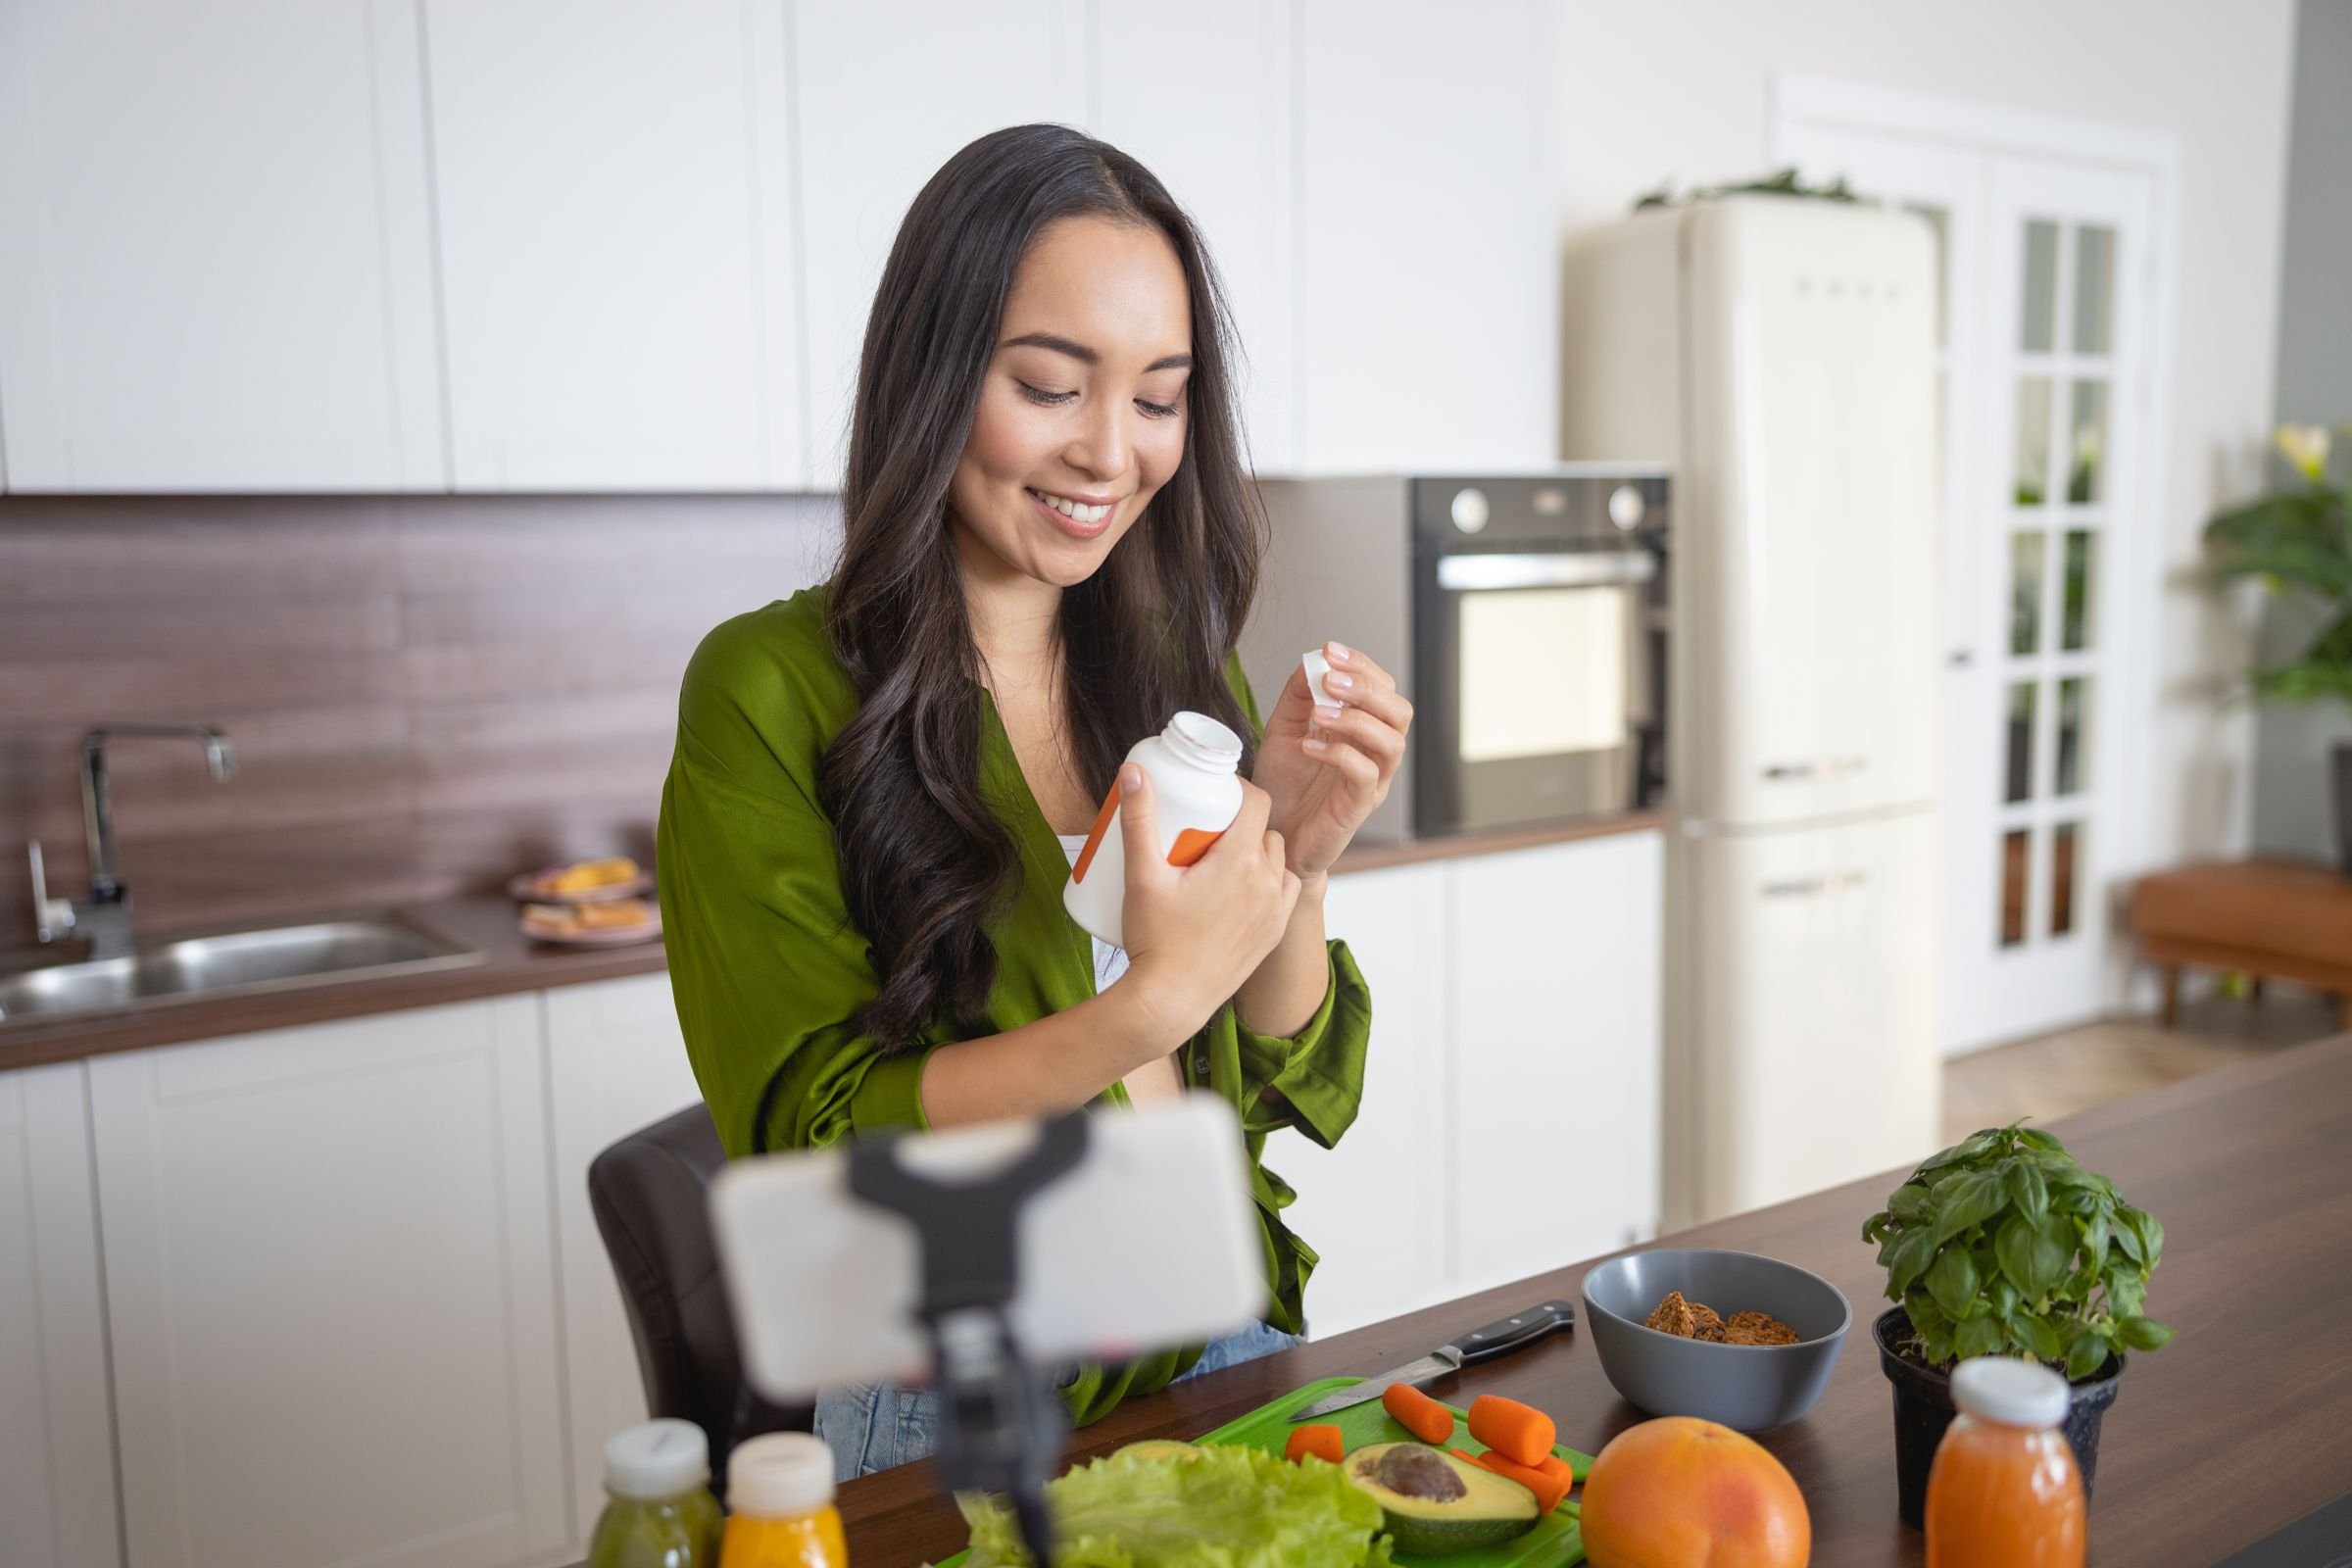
top-left (658, 123), bottom-right (1411, 1479)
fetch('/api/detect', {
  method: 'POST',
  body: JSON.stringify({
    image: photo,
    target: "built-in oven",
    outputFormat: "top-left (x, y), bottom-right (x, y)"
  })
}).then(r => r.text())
top-left (1242, 468), bottom-right (1669, 844)
top-left (1410, 474), bottom-right (1669, 837)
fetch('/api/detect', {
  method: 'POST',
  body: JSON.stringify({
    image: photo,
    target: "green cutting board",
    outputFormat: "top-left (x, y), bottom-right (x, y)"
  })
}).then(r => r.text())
top-left (935, 1377), bottom-right (1591, 1567)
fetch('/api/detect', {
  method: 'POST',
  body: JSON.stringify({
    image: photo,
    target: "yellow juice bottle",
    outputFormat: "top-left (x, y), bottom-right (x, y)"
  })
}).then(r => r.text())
top-left (720, 1434), bottom-right (848, 1568)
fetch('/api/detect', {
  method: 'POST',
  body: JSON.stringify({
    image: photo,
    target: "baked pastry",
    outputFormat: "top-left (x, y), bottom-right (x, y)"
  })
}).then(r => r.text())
top-left (539, 856), bottom-right (641, 895)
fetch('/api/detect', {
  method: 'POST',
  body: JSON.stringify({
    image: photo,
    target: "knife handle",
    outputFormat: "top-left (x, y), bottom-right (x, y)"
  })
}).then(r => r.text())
top-left (1446, 1300), bottom-right (1576, 1365)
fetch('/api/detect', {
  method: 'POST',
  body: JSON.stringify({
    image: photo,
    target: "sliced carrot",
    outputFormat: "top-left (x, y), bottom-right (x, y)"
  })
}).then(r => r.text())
top-left (1467, 1394), bottom-right (1556, 1468)
top-left (1537, 1452), bottom-right (1577, 1489)
top-left (1285, 1423), bottom-right (1344, 1465)
top-left (1472, 1447), bottom-right (1573, 1514)
top-left (1449, 1447), bottom-right (1481, 1465)
top-left (1382, 1383), bottom-right (1456, 1445)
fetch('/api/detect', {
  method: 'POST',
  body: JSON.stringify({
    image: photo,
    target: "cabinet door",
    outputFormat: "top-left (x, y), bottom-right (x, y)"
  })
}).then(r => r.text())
top-left (89, 998), bottom-right (567, 1568)
top-left (0, 1063), bottom-right (121, 1568)
top-left (425, 0), bottom-right (802, 490)
top-left (543, 975), bottom-right (706, 1542)
top-left (1450, 832), bottom-right (1662, 1295)
top-left (793, 0), bottom-right (1086, 488)
top-left (1295, 0), bottom-right (1557, 472)
top-left (0, 0), bottom-right (443, 491)
top-left (1091, 3), bottom-right (1298, 472)
top-left (1277, 862), bottom-right (1448, 1339)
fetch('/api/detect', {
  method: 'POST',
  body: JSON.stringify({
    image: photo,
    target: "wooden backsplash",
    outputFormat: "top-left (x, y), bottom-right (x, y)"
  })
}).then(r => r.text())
top-left (0, 494), bottom-right (839, 950)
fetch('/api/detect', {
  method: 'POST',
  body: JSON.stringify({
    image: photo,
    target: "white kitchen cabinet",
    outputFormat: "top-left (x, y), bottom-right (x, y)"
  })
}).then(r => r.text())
top-left (87, 998), bottom-right (569, 1568)
top-left (1090, 3), bottom-right (1298, 473)
top-left (1294, 0), bottom-right (1558, 473)
top-left (425, 0), bottom-right (803, 491)
top-left (0, 0), bottom-right (443, 491)
top-left (1449, 831), bottom-right (1663, 1296)
top-left (0, 1063), bottom-right (121, 1568)
top-left (792, 0), bottom-right (1088, 488)
top-left (543, 975), bottom-right (707, 1543)
top-left (1281, 861), bottom-right (1450, 1339)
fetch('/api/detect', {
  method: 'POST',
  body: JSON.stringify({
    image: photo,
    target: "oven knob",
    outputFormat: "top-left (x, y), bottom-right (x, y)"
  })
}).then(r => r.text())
top-left (1449, 486), bottom-right (1491, 534)
top-left (1609, 485), bottom-right (1645, 530)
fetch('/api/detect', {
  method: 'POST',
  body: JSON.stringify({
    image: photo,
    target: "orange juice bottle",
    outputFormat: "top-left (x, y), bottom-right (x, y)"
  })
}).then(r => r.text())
top-left (720, 1434), bottom-right (848, 1568)
top-left (1925, 1356), bottom-right (2085, 1568)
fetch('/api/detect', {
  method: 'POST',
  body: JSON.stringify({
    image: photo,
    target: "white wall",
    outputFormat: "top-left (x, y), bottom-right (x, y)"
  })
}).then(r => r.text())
top-left (2253, 0), bottom-right (2352, 864)
top-left (1550, 0), bottom-right (2299, 872)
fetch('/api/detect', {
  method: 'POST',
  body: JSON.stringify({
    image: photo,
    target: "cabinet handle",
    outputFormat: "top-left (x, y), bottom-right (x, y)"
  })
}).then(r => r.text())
top-left (1759, 870), bottom-right (1869, 899)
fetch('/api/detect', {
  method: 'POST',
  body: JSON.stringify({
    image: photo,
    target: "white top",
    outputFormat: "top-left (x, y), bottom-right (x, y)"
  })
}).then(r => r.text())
top-left (1058, 834), bottom-right (1133, 993)
top-left (602, 1418), bottom-right (710, 1500)
top-left (727, 1431), bottom-right (835, 1516)
top-left (1950, 1355), bottom-right (2071, 1429)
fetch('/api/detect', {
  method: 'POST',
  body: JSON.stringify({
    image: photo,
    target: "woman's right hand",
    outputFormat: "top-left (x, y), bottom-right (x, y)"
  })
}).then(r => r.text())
top-left (1113, 764), bottom-right (1302, 1046)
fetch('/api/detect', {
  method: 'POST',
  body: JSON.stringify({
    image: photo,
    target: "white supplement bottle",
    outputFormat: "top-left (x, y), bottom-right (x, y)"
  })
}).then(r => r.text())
top-left (1062, 710), bottom-right (1245, 951)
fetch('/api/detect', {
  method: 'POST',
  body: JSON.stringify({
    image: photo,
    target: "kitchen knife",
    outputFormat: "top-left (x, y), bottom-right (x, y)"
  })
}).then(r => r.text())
top-left (1286, 1299), bottom-right (1577, 1421)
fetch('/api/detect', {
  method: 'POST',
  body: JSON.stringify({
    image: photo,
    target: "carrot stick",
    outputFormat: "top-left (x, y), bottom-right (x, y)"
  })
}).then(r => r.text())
top-left (1472, 1447), bottom-right (1573, 1513)
top-left (1285, 1423), bottom-right (1344, 1465)
top-left (1537, 1452), bottom-right (1577, 1488)
top-left (1382, 1383), bottom-right (1456, 1445)
top-left (1467, 1394), bottom-right (1556, 1468)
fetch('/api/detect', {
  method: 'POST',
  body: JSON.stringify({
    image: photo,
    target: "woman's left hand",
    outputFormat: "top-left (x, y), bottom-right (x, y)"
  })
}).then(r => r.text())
top-left (1251, 642), bottom-right (1413, 880)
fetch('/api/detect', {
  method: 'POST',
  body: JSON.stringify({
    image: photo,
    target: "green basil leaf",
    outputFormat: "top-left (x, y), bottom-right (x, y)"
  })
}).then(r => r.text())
top-left (1919, 1129), bottom-right (2001, 1175)
top-left (2012, 1313), bottom-right (2064, 1361)
top-left (1995, 1210), bottom-right (2073, 1301)
top-left (2016, 1126), bottom-right (2068, 1154)
top-left (2110, 1213), bottom-right (2145, 1265)
top-left (2065, 1332), bottom-right (2110, 1381)
top-left (1955, 1313), bottom-right (2005, 1359)
top-left (1935, 1168), bottom-right (2010, 1246)
top-left (2053, 1185), bottom-right (2098, 1215)
top-left (2105, 1273), bottom-right (2147, 1318)
top-left (2117, 1316), bottom-right (2175, 1350)
top-left (2036, 1157), bottom-right (2104, 1190)
top-left (2128, 1207), bottom-right (2165, 1267)
top-left (2082, 1209), bottom-right (2109, 1269)
top-left (1927, 1245), bottom-right (1981, 1320)
top-left (1891, 1183), bottom-right (1936, 1224)
top-left (1904, 1291), bottom-right (1952, 1343)
top-left (1886, 1225), bottom-right (1941, 1297)
top-left (1863, 1213), bottom-right (1889, 1245)
top-left (2005, 1159), bottom-right (2050, 1223)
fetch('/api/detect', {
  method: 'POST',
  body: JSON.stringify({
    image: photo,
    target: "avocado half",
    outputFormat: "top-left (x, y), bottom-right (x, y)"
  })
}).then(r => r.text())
top-left (1339, 1442), bottom-right (1540, 1556)
top-left (1109, 1440), bottom-right (1202, 1464)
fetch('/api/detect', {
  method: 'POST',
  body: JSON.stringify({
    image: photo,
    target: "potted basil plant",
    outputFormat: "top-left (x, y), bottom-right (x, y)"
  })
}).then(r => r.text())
top-left (1861, 1122), bottom-right (2173, 1527)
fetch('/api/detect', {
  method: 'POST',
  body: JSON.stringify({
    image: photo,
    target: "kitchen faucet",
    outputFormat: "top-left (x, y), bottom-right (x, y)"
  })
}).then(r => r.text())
top-left (26, 723), bottom-right (238, 960)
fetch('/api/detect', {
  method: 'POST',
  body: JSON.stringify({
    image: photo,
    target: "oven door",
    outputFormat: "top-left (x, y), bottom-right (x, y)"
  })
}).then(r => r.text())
top-left (1412, 548), bottom-right (1661, 837)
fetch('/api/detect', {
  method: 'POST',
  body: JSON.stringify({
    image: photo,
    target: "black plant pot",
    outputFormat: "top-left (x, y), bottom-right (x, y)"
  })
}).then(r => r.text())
top-left (1874, 1307), bottom-right (2125, 1530)
top-left (2333, 741), bottom-right (2352, 878)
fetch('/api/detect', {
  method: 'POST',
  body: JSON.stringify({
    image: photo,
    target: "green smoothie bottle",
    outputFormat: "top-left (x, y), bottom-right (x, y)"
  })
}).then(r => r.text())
top-left (587, 1419), bottom-right (724, 1568)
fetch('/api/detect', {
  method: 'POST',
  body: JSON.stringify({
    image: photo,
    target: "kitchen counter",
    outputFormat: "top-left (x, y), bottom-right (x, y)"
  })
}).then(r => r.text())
top-left (0, 812), bottom-right (1663, 1070)
top-left (835, 1032), bottom-right (2352, 1566)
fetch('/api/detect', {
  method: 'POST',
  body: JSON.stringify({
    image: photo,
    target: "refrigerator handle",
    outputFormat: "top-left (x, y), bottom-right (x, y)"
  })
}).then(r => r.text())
top-left (1759, 871), bottom-right (1870, 900)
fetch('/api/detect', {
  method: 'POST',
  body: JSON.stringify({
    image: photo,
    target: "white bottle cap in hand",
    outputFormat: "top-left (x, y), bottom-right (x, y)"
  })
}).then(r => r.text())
top-left (1302, 649), bottom-right (1334, 708)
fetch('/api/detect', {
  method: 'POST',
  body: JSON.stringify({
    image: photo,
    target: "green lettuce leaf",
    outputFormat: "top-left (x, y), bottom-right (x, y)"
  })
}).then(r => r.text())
top-left (957, 1442), bottom-right (1396, 1568)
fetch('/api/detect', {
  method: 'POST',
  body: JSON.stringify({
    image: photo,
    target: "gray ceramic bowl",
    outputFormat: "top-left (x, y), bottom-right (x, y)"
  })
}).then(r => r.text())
top-left (1581, 1248), bottom-right (1852, 1432)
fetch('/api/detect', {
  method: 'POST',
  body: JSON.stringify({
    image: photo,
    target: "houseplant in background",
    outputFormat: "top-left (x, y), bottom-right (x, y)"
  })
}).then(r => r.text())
top-left (1861, 1122), bottom-right (2172, 1527)
top-left (2204, 423), bottom-right (2352, 872)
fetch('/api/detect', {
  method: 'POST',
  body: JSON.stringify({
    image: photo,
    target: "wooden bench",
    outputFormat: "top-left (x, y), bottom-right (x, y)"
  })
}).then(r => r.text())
top-left (2130, 858), bottom-right (2352, 1029)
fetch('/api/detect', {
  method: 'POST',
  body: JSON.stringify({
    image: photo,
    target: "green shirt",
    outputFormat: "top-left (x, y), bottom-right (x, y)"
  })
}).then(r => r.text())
top-left (656, 586), bottom-right (1372, 1426)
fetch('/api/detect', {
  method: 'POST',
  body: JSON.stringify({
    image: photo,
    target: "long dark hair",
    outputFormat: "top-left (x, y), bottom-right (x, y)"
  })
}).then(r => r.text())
top-left (822, 123), bottom-right (1264, 1050)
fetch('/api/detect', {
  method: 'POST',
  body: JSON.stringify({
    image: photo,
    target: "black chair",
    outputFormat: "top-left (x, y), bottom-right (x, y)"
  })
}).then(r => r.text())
top-left (587, 1102), bottom-right (812, 1482)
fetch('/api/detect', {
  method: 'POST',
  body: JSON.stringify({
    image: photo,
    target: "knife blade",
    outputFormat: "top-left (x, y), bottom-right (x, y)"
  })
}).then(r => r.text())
top-left (1286, 1298), bottom-right (1576, 1421)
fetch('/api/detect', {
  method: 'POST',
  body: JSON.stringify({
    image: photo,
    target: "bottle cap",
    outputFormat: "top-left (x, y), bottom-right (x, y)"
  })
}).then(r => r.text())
top-left (728, 1431), bottom-right (837, 1516)
top-left (603, 1419), bottom-right (710, 1500)
top-left (1950, 1355), bottom-right (2071, 1429)
top-left (1163, 710), bottom-right (1244, 770)
top-left (1301, 649), bottom-right (1334, 708)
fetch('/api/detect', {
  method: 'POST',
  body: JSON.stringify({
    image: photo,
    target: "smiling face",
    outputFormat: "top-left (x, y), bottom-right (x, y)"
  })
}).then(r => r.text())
top-left (948, 215), bottom-right (1194, 598)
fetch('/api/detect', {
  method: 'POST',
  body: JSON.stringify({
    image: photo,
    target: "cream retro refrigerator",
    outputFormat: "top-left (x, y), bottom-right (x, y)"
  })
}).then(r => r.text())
top-left (1560, 196), bottom-right (1942, 1228)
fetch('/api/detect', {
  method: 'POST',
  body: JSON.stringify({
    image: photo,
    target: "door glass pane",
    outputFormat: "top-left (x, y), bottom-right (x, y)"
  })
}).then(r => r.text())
top-left (1908, 203), bottom-right (1949, 349)
top-left (2050, 822), bottom-right (2080, 936)
top-left (2009, 530), bottom-right (2046, 655)
top-left (2062, 530), bottom-right (2097, 651)
top-left (2020, 220), bottom-right (2059, 352)
top-left (2015, 376), bottom-right (2052, 505)
top-left (2067, 380), bottom-right (2109, 504)
top-left (2056, 676), bottom-right (2089, 796)
top-left (2000, 828), bottom-right (2031, 947)
top-left (2073, 225), bottom-right (2115, 354)
top-left (2004, 681), bottom-right (2037, 804)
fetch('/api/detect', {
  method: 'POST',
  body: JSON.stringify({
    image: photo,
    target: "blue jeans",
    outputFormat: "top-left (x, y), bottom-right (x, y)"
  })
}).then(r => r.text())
top-left (812, 1319), bottom-right (1303, 1482)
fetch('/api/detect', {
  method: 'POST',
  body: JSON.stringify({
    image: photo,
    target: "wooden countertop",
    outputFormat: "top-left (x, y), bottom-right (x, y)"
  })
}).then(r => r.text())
top-left (835, 1032), bottom-right (2352, 1566)
top-left (0, 814), bottom-right (1663, 1070)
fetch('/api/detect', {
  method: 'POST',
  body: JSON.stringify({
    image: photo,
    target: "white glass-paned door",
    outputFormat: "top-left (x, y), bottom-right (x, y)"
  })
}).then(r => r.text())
top-left (1776, 122), bottom-right (2158, 1054)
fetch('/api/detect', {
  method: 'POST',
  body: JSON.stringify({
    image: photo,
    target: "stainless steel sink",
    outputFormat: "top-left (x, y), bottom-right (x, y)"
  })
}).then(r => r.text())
top-left (0, 915), bottom-right (485, 1025)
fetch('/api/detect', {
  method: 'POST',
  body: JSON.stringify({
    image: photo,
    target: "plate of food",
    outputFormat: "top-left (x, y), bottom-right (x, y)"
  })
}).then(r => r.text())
top-left (507, 856), bottom-right (653, 904)
top-left (521, 897), bottom-right (662, 947)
